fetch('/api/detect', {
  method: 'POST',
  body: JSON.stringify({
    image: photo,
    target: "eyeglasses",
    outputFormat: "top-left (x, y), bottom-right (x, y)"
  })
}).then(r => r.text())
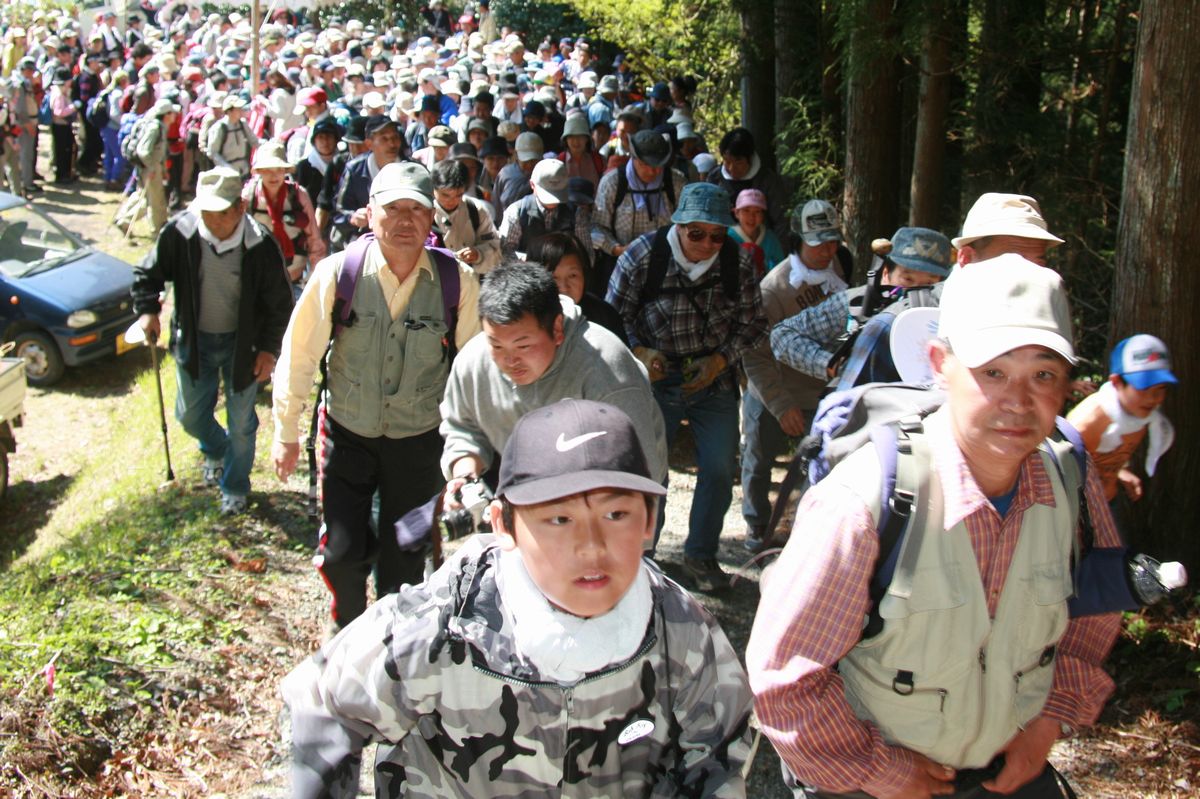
top-left (683, 226), bottom-right (727, 245)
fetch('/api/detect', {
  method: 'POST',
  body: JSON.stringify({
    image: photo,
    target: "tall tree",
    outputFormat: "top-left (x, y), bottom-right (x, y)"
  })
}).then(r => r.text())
top-left (909, 3), bottom-right (953, 227)
top-left (1111, 0), bottom-right (1200, 572)
top-left (739, 0), bottom-right (776, 167)
top-left (841, 0), bottom-right (902, 276)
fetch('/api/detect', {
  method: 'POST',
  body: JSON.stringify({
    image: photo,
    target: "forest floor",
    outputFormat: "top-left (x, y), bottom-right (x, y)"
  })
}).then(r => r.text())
top-left (0, 151), bottom-right (1196, 799)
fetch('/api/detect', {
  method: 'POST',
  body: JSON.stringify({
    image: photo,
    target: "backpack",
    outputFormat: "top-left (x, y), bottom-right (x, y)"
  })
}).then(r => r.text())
top-left (119, 113), bottom-right (149, 166)
top-left (86, 89), bottom-right (111, 129)
top-left (762, 381), bottom-right (1132, 630)
top-left (304, 235), bottom-right (463, 516)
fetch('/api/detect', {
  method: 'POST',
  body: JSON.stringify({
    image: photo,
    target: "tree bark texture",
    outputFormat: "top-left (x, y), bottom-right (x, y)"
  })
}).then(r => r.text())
top-left (910, 5), bottom-right (952, 227)
top-left (740, 0), bottom-right (776, 169)
top-left (842, 0), bottom-right (901, 278)
top-left (774, 0), bottom-right (821, 137)
top-left (1111, 0), bottom-right (1200, 572)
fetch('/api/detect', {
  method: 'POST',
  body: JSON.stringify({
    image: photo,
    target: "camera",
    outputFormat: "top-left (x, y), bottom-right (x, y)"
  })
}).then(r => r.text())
top-left (440, 477), bottom-right (494, 540)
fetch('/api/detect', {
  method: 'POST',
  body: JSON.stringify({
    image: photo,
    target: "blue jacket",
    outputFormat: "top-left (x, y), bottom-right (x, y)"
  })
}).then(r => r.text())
top-left (331, 152), bottom-right (375, 247)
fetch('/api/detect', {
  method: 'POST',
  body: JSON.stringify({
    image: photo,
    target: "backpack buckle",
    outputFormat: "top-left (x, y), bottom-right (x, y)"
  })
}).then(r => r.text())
top-left (892, 670), bottom-right (915, 695)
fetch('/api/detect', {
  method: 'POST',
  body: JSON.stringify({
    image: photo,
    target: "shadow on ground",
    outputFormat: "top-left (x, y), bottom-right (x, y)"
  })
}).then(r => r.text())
top-left (0, 472), bottom-right (74, 569)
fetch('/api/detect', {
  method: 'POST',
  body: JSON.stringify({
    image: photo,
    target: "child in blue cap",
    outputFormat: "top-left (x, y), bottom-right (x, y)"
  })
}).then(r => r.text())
top-left (1068, 334), bottom-right (1177, 502)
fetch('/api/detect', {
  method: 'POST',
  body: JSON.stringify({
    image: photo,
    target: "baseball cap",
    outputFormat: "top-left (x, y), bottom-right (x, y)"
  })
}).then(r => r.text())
top-left (428, 125), bottom-right (454, 148)
top-left (794, 199), bottom-right (843, 246)
top-left (629, 130), bottom-right (671, 168)
top-left (887, 227), bottom-right (952, 277)
top-left (568, 177), bottom-right (595, 206)
top-left (735, 189), bottom-right (767, 211)
top-left (937, 253), bottom-right (1076, 368)
top-left (515, 131), bottom-right (545, 161)
top-left (1110, 335), bottom-right (1178, 390)
top-left (952, 193), bottom-right (1064, 249)
top-left (671, 183), bottom-right (735, 227)
top-left (497, 399), bottom-right (666, 505)
top-left (364, 115), bottom-right (399, 137)
top-left (342, 115), bottom-right (368, 144)
top-left (297, 86), bottom-right (327, 106)
top-left (530, 159), bottom-right (568, 205)
top-left (193, 168), bottom-right (244, 212)
top-left (370, 162), bottom-right (434, 208)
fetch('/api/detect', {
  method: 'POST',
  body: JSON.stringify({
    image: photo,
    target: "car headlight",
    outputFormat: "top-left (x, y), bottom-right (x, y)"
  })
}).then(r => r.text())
top-left (66, 310), bottom-right (98, 329)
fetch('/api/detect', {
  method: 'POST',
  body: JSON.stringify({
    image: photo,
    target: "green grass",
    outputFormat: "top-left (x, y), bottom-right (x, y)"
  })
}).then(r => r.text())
top-left (0, 362), bottom-right (284, 772)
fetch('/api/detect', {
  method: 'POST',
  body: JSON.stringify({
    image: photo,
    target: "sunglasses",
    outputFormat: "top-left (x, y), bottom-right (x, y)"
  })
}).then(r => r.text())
top-left (684, 226), bottom-right (727, 245)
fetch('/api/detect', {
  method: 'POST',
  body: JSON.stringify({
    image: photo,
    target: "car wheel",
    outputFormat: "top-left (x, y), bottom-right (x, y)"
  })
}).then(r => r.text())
top-left (12, 330), bottom-right (65, 387)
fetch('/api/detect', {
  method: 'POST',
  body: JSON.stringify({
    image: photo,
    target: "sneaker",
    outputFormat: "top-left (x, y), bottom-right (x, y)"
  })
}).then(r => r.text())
top-left (219, 494), bottom-right (248, 515)
top-left (681, 557), bottom-right (731, 593)
top-left (202, 460), bottom-right (224, 488)
top-left (744, 525), bottom-right (768, 553)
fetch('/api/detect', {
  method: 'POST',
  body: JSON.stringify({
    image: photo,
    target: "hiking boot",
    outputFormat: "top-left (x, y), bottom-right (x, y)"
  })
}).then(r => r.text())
top-left (744, 525), bottom-right (768, 553)
top-left (682, 557), bottom-right (731, 593)
top-left (219, 494), bottom-right (248, 515)
top-left (202, 460), bottom-right (224, 488)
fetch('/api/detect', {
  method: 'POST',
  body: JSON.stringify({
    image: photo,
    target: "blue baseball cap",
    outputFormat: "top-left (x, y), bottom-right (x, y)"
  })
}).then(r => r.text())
top-left (1110, 334), bottom-right (1178, 390)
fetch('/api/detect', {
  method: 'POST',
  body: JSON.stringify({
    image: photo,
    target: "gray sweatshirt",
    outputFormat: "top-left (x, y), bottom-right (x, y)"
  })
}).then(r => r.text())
top-left (440, 298), bottom-right (668, 482)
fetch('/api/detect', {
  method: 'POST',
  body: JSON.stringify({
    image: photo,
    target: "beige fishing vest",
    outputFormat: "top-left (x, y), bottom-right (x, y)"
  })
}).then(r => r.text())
top-left (832, 411), bottom-right (1080, 769)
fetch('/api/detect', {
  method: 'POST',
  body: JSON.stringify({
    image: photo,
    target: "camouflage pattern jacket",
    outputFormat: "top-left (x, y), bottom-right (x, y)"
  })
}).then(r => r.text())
top-left (283, 535), bottom-right (753, 798)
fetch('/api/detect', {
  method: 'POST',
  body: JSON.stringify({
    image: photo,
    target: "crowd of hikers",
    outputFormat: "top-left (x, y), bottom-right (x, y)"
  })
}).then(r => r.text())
top-left (5, 2), bottom-right (1188, 797)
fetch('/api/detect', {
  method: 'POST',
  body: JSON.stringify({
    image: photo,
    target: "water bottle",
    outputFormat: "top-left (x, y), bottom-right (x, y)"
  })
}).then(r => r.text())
top-left (1127, 554), bottom-right (1188, 606)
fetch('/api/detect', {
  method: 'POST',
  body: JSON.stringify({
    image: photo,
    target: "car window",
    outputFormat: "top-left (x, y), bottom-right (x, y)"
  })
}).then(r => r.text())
top-left (0, 206), bottom-right (81, 278)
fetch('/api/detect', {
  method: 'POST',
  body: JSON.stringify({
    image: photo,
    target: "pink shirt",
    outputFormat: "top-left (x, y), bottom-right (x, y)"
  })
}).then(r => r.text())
top-left (747, 413), bottom-right (1122, 796)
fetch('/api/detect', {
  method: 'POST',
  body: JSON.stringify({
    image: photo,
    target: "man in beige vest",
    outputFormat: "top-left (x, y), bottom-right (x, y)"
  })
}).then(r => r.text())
top-left (748, 257), bottom-right (1123, 798)
top-left (271, 162), bottom-right (481, 633)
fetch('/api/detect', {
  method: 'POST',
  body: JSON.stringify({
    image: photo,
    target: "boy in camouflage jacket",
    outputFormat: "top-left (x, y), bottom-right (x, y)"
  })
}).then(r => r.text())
top-left (283, 399), bottom-right (752, 798)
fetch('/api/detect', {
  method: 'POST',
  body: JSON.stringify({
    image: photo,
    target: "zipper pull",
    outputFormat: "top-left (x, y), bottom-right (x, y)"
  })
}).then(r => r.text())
top-left (938, 689), bottom-right (948, 712)
top-left (978, 648), bottom-right (987, 674)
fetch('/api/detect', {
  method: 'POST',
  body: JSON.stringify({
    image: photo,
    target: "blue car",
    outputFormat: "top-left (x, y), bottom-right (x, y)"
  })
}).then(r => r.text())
top-left (0, 193), bottom-right (138, 386)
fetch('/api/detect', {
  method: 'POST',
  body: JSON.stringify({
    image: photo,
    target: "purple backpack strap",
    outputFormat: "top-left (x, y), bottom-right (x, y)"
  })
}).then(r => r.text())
top-left (332, 233), bottom-right (375, 338)
top-left (426, 246), bottom-right (461, 354)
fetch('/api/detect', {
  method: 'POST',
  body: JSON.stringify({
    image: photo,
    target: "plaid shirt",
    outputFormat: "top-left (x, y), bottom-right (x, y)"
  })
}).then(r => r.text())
top-left (498, 195), bottom-right (593, 259)
top-left (747, 409), bottom-right (1122, 796)
top-left (606, 228), bottom-right (767, 392)
top-left (769, 289), bottom-right (852, 379)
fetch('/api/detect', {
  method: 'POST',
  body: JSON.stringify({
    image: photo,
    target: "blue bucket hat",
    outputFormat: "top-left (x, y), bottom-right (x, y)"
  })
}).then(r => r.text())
top-left (887, 227), bottom-right (952, 277)
top-left (671, 183), bottom-right (735, 228)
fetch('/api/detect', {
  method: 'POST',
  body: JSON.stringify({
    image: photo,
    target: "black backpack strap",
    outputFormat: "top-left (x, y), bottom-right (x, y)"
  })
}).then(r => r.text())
top-left (637, 226), bottom-right (673, 312)
top-left (466, 197), bottom-right (480, 232)
top-left (610, 167), bottom-right (628, 231)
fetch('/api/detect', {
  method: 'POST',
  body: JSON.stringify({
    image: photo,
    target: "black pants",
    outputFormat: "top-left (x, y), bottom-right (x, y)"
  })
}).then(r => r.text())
top-left (316, 415), bottom-right (445, 628)
top-left (50, 123), bottom-right (75, 182)
top-left (79, 119), bottom-right (102, 171)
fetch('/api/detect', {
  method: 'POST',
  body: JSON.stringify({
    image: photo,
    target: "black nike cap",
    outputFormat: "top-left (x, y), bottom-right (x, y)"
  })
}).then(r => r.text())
top-left (497, 399), bottom-right (666, 505)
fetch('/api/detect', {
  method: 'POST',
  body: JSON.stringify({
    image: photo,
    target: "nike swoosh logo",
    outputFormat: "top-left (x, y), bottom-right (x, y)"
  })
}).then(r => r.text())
top-left (555, 431), bottom-right (607, 452)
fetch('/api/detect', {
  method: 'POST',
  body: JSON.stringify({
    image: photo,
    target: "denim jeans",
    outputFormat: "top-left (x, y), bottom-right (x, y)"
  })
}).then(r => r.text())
top-left (174, 331), bottom-right (259, 497)
top-left (100, 125), bottom-right (126, 182)
top-left (653, 374), bottom-right (740, 559)
top-left (739, 390), bottom-right (793, 529)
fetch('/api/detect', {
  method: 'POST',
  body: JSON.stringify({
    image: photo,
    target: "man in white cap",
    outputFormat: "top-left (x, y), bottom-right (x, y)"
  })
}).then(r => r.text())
top-left (499, 159), bottom-right (591, 258)
top-left (491, 129), bottom-right (543, 218)
top-left (132, 167), bottom-right (294, 515)
top-left (952, 192), bottom-right (1064, 268)
top-left (749, 256), bottom-right (1123, 799)
top-left (271, 162), bottom-right (481, 634)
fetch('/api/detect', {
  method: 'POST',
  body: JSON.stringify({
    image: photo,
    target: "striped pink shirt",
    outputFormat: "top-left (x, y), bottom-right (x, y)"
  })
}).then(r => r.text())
top-left (747, 410), bottom-right (1122, 796)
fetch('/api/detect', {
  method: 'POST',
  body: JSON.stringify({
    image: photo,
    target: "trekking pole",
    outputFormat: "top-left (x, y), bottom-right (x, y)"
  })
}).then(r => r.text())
top-left (123, 321), bottom-right (175, 484)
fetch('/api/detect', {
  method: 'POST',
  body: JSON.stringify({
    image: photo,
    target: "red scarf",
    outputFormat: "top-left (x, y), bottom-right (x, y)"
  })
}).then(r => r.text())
top-left (257, 179), bottom-right (309, 261)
